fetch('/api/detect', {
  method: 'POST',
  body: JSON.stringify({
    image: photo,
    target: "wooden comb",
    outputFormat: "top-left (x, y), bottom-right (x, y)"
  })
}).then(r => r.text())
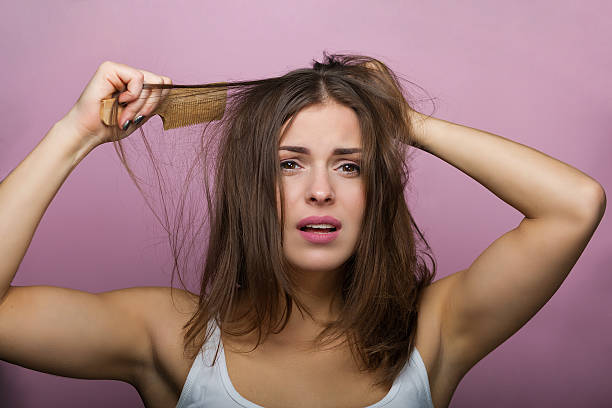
top-left (99, 84), bottom-right (229, 130)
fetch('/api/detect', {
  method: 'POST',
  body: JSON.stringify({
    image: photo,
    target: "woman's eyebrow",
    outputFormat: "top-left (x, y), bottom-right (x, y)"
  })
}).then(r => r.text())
top-left (279, 146), bottom-right (362, 155)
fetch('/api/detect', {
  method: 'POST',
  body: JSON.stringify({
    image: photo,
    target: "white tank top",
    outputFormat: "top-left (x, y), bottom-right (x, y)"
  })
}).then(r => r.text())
top-left (175, 320), bottom-right (433, 408)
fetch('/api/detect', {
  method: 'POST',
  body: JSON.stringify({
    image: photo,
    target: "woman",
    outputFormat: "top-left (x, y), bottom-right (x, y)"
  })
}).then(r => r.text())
top-left (0, 54), bottom-right (605, 408)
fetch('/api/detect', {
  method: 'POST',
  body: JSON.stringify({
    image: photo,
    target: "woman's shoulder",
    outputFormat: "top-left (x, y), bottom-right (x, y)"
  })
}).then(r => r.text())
top-left (136, 286), bottom-right (200, 336)
top-left (127, 286), bottom-right (199, 317)
top-left (116, 286), bottom-right (200, 365)
top-left (415, 273), bottom-right (468, 408)
top-left (130, 287), bottom-right (202, 397)
top-left (416, 272), bottom-right (460, 361)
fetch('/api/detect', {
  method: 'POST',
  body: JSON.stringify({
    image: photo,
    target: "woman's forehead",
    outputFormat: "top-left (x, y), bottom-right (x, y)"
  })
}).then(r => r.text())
top-left (278, 102), bottom-right (363, 149)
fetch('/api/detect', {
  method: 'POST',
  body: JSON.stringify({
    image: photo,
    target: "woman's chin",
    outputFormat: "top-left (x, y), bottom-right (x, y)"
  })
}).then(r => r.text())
top-left (285, 258), bottom-right (346, 275)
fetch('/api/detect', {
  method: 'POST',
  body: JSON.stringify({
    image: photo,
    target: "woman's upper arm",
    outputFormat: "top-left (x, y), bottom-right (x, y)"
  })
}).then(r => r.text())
top-left (439, 202), bottom-right (605, 376)
top-left (0, 285), bottom-right (158, 385)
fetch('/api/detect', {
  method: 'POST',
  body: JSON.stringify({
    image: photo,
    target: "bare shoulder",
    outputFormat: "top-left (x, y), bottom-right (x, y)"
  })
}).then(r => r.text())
top-left (133, 286), bottom-right (199, 326)
top-left (127, 287), bottom-right (199, 357)
top-left (131, 287), bottom-right (199, 377)
top-left (415, 273), bottom-right (465, 408)
top-left (415, 272), bottom-right (456, 371)
top-left (102, 285), bottom-right (199, 357)
top-left (107, 286), bottom-right (201, 404)
top-left (105, 286), bottom-right (198, 331)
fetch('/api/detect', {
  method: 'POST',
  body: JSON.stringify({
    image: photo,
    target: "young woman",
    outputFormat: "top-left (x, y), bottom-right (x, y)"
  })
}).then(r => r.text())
top-left (0, 54), bottom-right (605, 408)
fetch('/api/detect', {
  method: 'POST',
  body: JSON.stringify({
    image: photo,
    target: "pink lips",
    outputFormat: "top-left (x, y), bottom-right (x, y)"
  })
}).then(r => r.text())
top-left (296, 216), bottom-right (342, 244)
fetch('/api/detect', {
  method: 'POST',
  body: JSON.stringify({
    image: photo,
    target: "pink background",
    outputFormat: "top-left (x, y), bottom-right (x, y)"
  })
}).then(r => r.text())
top-left (1, 1), bottom-right (610, 406)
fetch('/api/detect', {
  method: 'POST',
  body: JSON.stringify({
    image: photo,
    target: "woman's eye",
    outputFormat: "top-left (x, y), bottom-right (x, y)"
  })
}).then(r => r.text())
top-left (280, 160), bottom-right (300, 171)
top-left (340, 163), bottom-right (361, 175)
top-left (280, 161), bottom-right (360, 175)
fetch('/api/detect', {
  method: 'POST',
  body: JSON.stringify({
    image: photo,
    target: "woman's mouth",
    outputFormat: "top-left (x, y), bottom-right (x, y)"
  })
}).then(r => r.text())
top-left (298, 226), bottom-right (339, 243)
top-left (296, 217), bottom-right (342, 244)
top-left (300, 225), bottom-right (337, 233)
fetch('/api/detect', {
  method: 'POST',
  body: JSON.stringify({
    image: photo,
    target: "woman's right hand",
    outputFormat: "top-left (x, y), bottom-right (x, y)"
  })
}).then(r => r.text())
top-left (60, 61), bottom-right (172, 148)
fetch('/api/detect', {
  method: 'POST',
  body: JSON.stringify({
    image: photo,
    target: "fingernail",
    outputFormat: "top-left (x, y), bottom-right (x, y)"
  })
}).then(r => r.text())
top-left (122, 120), bottom-right (131, 130)
top-left (134, 115), bottom-right (145, 125)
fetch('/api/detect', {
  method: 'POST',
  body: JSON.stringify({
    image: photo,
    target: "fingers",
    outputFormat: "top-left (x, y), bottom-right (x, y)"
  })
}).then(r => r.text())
top-left (98, 61), bottom-right (145, 104)
top-left (116, 70), bottom-right (173, 131)
top-left (161, 75), bottom-right (172, 99)
top-left (117, 77), bottom-right (152, 130)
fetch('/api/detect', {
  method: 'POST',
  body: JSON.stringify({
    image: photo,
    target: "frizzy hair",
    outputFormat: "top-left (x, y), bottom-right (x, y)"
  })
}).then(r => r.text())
top-left (109, 51), bottom-right (437, 388)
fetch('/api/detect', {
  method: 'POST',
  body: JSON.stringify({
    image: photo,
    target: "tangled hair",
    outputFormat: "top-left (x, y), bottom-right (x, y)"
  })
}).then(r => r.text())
top-left (110, 51), bottom-right (437, 388)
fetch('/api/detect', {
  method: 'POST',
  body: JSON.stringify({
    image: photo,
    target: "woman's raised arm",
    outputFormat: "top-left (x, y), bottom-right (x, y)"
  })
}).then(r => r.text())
top-left (0, 62), bottom-right (172, 384)
top-left (408, 108), bottom-right (605, 379)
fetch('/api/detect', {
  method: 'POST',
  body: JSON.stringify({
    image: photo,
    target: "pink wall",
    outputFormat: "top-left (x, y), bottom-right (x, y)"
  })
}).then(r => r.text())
top-left (1, 1), bottom-right (610, 406)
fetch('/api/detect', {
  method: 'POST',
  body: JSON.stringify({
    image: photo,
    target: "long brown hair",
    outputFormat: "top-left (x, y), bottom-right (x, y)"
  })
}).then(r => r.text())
top-left (111, 51), bottom-right (437, 388)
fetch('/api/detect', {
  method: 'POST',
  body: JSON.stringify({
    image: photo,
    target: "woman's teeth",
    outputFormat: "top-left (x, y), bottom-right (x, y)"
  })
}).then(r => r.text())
top-left (301, 224), bottom-right (336, 233)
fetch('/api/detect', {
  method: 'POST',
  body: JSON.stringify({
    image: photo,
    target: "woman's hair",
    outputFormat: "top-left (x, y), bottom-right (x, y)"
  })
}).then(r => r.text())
top-left (110, 51), bottom-right (437, 388)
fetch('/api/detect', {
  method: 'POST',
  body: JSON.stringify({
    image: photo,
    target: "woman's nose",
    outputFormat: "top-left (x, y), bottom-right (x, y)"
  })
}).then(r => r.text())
top-left (306, 168), bottom-right (335, 204)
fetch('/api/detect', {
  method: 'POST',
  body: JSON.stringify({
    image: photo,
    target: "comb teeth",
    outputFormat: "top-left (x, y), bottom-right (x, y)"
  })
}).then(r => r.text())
top-left (157, 87), bottom-right (228, 130)
top-left (99, 85), bottom-right (228, 130)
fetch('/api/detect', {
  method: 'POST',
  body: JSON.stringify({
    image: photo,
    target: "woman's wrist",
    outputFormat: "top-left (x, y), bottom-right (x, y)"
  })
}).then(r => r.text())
top-left (404, 107), bottom-right (430, 150)
top-left (52, 111), bottom-right (101, 168)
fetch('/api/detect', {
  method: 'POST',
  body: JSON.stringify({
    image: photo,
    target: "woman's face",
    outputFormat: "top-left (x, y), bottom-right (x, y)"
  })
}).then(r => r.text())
top-left (277, 100), bottom-right (365, 275)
